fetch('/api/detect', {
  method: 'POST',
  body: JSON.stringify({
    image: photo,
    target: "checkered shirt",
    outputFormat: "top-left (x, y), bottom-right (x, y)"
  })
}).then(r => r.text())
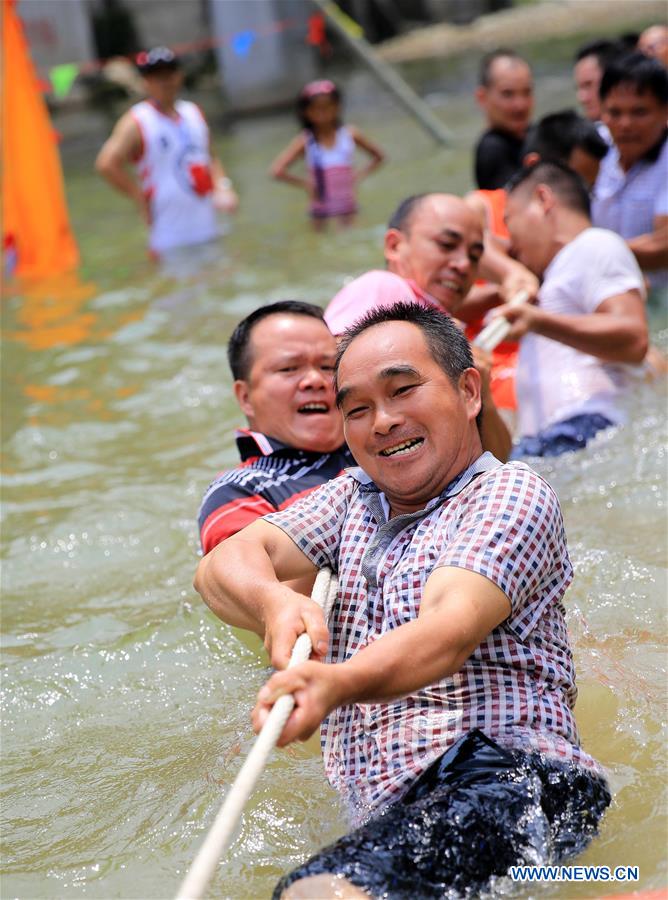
top-left (264, 452), bottom-right (604, 822)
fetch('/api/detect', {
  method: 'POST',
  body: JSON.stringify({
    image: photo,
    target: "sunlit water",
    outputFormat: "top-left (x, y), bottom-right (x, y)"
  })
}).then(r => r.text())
top-left (2, 30), bottom-right (667, 900)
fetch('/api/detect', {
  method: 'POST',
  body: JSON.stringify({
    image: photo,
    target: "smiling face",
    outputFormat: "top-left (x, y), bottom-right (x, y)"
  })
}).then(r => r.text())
top-left (336, 321), bottom-right (482, 516)
top-left (574, 54), bottom-right (603, 121)
top-left (477, 57), bottom-right (534, 138)
top-left (234, 314), bottom-right (343, 452)
top-left (384, 196), bottom-right (484, 313)
top-left (601, 83), bottom-right (668, 170)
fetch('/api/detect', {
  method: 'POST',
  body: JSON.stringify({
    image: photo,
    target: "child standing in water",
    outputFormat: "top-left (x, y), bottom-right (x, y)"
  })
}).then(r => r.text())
top-left (269, 80), bottom-right (385, 229)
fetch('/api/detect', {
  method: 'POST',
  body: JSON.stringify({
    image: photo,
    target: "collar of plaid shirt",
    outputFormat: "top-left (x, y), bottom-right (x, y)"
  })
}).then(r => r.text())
top-left (348, 451), bottom-right (501, 588)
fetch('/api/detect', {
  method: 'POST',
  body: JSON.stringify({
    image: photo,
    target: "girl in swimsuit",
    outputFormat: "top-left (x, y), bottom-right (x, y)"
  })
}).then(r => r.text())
top-left (269, 80), bottom-right (385, 230)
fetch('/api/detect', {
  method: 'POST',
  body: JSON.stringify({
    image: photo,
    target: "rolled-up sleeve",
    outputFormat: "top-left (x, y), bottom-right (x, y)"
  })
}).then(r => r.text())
top-left (263, 474), bottom-right (355, 573)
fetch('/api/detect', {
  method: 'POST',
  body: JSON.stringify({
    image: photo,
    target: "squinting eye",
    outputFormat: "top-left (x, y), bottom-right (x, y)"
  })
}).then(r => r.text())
top-left (344, 406), bottom-right (367, 419)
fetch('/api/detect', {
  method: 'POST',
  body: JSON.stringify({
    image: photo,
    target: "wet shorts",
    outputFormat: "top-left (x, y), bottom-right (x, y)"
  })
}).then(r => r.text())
top-left (511, 413), bottom-right (614, 459)
top-left (273, 730), bottom-right (611, 899)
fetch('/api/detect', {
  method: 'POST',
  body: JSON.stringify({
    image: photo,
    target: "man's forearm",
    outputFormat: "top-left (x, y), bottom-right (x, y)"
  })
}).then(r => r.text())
top-left (329, 612), bottom-right (476, 707)
top-left (480, 402), bottom-right (512, 462)
top-left (627, 231), bottom-right (668, 270)
top-left (194, 537), bottom-right (284, 634)
top-left (531, 308), bottom-right (647, 362)
top-left (455, 284), bottom-right (502, 323)
top-left (96, 159), bottom-right (145, 206)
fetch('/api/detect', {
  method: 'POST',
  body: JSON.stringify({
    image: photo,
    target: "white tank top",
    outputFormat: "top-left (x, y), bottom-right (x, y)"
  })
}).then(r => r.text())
top-left (131, 99), bottom-right (219, 254)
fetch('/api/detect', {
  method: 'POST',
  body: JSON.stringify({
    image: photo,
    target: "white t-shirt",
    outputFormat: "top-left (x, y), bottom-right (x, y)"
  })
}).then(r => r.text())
top-left (516, 227), bottom-right (645, 438)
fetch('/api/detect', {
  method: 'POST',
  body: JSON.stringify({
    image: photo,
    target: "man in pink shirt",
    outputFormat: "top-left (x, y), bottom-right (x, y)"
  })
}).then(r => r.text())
top-left (325, 193), bottom-right (512, 460)
top-left (325, 193), bottom-right (482, 335)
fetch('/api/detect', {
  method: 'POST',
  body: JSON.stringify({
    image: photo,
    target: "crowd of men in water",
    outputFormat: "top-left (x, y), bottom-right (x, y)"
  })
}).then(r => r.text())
top-left (97, 23), bottom-right (667, 900)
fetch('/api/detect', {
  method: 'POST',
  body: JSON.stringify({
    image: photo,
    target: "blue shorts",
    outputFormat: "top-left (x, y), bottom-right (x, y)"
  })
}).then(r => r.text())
top-left (273, 730), bottom-right (610, 899)
top-left (511, 413), bottom-right (614, 459)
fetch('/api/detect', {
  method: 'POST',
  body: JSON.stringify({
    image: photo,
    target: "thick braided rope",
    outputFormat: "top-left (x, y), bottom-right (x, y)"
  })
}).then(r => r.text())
top-left (175, 568), bottom-right (338, 900)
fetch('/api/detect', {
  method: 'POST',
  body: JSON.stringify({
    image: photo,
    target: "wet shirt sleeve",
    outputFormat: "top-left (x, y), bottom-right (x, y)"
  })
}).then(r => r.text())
top-left (435, 464), bottom-right (573, 640)
top-left (198, 472), bottom-right (277, 553)
top-left (582, 230), bottom-right (647, 309)
top-left (263, 474), bottom-right (355, 573)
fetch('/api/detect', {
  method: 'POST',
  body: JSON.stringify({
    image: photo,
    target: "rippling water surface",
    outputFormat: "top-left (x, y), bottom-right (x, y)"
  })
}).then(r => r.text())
top-left (2, 35), bottom-right (667, 900)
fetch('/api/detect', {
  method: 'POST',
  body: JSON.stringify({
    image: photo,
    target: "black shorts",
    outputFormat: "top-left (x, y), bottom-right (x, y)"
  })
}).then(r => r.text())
top-left (273, 730), bottom-right (611, 899)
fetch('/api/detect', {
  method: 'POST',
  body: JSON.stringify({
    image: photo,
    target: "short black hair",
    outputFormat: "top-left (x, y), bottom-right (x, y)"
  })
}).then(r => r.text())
top-left (600, 51), bottom-right (668, 103)
top-left (618, 32), bottom-right (641, 52)
top-left (574, 38), bottom-right (619, 67)
top-left (479, 48), bottom-right (531, 87)
top-left (386, 194), bottom-right (431, 233)
top-left (227, 300), bottom-right (326, 381)
top-left (523, 110), bottom-right (609, 163)
top-left (334, 301), bottom-right (480, 426)
top-left (506, 160), bottom-right (591, 217)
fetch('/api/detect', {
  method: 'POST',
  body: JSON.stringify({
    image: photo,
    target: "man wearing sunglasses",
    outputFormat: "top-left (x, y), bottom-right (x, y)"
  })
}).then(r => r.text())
top-left (95, 47), bottom-right (237, 258)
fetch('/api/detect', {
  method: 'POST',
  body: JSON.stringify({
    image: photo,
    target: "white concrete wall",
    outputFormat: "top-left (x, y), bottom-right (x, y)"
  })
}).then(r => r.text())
top-left (210, 0), bottom-right (318, 111)
top-left (17, 0), bottom-right (95, 75)
top-left (119, 0), bottom-right (210, 52)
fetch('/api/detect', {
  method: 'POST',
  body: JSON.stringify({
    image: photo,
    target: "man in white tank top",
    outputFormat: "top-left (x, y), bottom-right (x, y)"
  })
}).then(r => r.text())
top-left (95, 47), bottom-right (237, 257)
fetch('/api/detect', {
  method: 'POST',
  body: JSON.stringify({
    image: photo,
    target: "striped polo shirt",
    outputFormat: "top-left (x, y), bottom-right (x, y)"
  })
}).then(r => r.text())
top-left (197, 429), bottom-right (353, 553)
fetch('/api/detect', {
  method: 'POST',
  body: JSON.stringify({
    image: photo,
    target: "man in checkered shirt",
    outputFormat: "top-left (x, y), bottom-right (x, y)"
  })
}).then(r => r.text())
top-left (195, 301), bottom-right (610, 899)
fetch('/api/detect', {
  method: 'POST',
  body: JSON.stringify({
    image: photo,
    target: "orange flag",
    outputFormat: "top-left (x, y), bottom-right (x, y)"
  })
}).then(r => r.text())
top-left (1, 0), bottom-right (80, 279)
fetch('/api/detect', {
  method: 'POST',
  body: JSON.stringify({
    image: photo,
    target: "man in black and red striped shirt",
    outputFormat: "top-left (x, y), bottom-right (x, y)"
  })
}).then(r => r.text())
top-left (198, 301), bottom-right (352, 554)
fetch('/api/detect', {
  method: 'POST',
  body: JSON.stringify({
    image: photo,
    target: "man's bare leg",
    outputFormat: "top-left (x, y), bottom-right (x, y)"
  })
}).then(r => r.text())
top-left (281, 872), bottom-right (372, 899)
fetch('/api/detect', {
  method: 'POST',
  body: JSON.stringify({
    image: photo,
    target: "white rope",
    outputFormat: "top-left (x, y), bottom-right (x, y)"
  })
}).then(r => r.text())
top-left (473, 290), bottom-right (530, 353)
top-left (175, 568), bottom-right (338, 900)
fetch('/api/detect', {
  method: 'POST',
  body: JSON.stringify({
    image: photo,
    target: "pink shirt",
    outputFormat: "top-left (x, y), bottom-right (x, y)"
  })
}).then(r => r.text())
top-left (324, 270), bottom-right (438, 335)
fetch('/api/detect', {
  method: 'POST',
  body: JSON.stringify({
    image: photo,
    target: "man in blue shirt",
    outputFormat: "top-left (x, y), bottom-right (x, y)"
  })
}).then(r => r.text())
top-left (592, 53), bottom-right (668, 292)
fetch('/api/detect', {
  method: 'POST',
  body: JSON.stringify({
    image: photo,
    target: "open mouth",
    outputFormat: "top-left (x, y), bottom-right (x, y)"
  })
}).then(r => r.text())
top-left (437, 278), bottom-right (462, 295)
top-left (297, 402), bottom-right (330, 415)
top-left (379, 437), bottom-right (424, 458)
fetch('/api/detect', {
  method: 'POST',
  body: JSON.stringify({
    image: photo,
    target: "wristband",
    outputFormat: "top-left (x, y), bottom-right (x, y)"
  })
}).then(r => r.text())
top-left (217, 177), bottom-right (233, 190)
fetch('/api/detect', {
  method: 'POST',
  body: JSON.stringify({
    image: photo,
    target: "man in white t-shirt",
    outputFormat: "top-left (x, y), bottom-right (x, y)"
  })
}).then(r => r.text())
top-left (495, 161), bottom-right (648, 457)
